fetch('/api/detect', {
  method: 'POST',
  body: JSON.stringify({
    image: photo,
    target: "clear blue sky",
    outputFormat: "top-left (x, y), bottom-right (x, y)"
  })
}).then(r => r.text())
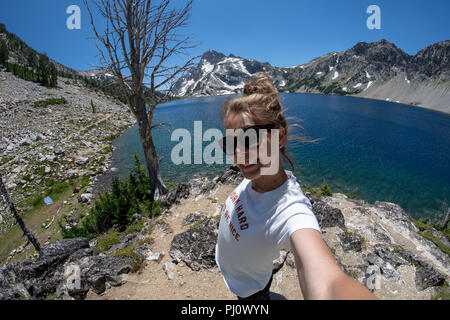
top-left (0, 0), bottom-right (449, 71)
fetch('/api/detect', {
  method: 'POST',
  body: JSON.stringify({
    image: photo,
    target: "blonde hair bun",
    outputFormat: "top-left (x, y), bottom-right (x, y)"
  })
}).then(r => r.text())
top-left (243, 72), bottom-right (278, 96)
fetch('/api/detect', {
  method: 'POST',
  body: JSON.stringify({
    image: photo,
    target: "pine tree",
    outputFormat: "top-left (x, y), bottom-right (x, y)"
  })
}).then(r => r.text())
top-left (38, 53), bottom-right (49, 86)
top-left (0, 39), bottom-right (8, 67)
top-left (48, 63), bottom-right (58, 87)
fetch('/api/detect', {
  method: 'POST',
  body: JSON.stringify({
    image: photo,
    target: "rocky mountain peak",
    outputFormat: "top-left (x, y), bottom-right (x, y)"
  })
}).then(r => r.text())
top-left (408, 40), bottom-right (450, 81)
top-left (201, 50), bottom-right (227, 64)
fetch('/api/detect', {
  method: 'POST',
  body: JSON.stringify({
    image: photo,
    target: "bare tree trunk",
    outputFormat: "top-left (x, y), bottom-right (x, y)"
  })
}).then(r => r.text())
top-left (134, 95), bottom-right (168, 201)
top-left (0, 175), bottom-right (41, 253)
top-left (84, 0), bottom-right (199, 202)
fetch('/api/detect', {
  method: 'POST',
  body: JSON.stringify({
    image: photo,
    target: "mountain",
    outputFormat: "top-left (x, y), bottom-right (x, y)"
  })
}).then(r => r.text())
top-left (171, 40), bottom-right (450, 114)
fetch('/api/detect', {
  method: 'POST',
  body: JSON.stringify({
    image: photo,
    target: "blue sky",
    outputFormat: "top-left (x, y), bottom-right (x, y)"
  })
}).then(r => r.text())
top-left (0, 0), bottom-right (449, 71)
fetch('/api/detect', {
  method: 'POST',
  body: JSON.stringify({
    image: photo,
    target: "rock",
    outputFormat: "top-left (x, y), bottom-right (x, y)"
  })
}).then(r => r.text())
top-left (306, 194), bottom-right (346, 231)
top-left (415, 263), bottom-right (446, 291)
top-left (104, 233), bottom-right (135, 255)
top-left (19, 138), bottom-right (32, 146)
top-left (373, 245), bottom-right (407, 268)
top-left (163, 262), bottom-right (176, 280)
top-left (365, 265), bottom-right (381, 291)
top-left (46, 155), bottom-right (57, 162)
top-left (78, 255), bottom-right (135, 295)
top-left (78, 193), bottom-right (92, 203)
top-left (160, 182), bottom-right (190, 208)
top-left (189, 176), bottom-right (217, 198)
top-left (75, 157), bottom-right (89, 165)
top-left (67, 169), bottom-right (79, 179)
top-left (44, 166), bottom-right (51, 174)
top-left (364, 252), bottom-right (402, 283)
top-left (53, 147), bottom-right (65, 156)
top-left (273, 250), bottom-right (288, 273)
top-left (285, 252), bottom-right (296, 269)
top-left (183, 212), bottom-right (206, 227)
top-left (214, 165), bottom-right (243, 185)
top-left (338, 232), bottom-right (362, 252)
top-left (170, 217), bottom-right (218, 271)
top-left (147, 251), bottom-right (165, 263)
top-left (390, 245), bottom-right (446, 290)
top-left (38, 238), bottom-right (90, 262)
top-left (373, 201), bottom-right (416, 232)
top-left (423, 228), bottom-right (450, 248)
top-left (0, 239), bottom-right (92, 300)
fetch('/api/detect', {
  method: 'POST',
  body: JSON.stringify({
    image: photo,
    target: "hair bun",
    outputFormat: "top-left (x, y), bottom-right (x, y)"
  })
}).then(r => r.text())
top-left (243, 72), bottom-right (278, 96)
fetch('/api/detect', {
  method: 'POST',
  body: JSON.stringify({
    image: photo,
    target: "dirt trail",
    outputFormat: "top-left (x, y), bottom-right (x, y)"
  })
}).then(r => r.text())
top-left (86, 184), bottom-right (304, 300)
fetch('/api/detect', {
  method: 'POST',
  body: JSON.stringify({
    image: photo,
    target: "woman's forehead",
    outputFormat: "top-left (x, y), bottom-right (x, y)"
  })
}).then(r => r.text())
top-left (225, 112), bottom-right (256, 129)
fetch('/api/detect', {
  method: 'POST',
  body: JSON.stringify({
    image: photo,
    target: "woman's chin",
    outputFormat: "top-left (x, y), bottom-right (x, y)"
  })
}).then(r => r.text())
top-left (238, 162), bottom-right (262, 180)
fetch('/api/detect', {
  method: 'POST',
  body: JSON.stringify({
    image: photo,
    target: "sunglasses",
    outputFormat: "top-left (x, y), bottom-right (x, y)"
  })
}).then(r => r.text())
top-left (219, 124), bottom-right (278, 155)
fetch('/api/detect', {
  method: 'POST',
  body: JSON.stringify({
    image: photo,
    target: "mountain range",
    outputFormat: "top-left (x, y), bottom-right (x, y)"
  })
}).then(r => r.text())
top-left (172, 39), bottom-right (450, 114)
top-left (1, 21), bottom-right (449, 114)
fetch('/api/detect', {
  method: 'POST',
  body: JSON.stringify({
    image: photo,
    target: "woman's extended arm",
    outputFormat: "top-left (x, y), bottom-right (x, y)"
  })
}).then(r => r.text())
top-left (290, 228), bottom-right (377, 300)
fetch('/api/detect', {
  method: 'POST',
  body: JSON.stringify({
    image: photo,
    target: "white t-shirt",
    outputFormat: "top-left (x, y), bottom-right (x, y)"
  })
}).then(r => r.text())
top-left (215, 170), bottom-right (321, 298)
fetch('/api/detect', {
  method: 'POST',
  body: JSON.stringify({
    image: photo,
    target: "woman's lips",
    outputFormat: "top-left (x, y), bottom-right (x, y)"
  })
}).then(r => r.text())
top-left (242, 161), bottom-right (260, 170)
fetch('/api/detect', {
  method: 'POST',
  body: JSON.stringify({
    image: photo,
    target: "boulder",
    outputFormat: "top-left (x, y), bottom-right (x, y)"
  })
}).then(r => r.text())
top-left (163, 261), bottom-right (176, 280)
top-left (338, 232), bottom-right (362, 252)
top-left (160, 182), bottom-right (190, 208)
top-left (306, 193), bottom-right (346, 231)
top-left (75, 157), bottom-right (89, 165)
top-left (78, 255), bottom-right (135, 295)
top-left (182, 212), bottom-right (207, 227)
top-left (0, 237), bottom-right (142, 300)
top-left (364, 252), bottom-right (402, 283)
top-left (170, 217), bottom-right (219, 271)
top-left (78, 193), bottom-right (92, 203)
top-left (38, 238), bottom-right (90, 262)
top-left (395, 248), bottom-right (446, 290)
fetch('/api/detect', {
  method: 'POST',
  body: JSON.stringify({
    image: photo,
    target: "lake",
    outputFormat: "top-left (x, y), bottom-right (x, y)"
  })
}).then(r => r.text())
top-left (111, 93), bottom-right (450, 220)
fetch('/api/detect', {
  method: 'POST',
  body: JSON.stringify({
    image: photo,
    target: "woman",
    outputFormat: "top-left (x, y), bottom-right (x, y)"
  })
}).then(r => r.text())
top-left (215, 73), bottom-right (377, 300)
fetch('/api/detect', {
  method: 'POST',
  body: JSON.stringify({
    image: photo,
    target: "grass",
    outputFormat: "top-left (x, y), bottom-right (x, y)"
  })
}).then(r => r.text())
top-left (432, 282), bottom-right (450, 300)
top-left (109, 246), bottom-right (145, 273)
top-left (410, 215), bottom-right (450, 257)
top-left (418, 230), bottom-right (450, 256)
top-left (33, 97), bottom-right (68, 108)
top-left (94, 229), bottom-right (121, 253)
top-left (304, 183), bottom-right (332, 197)
top-left (0, 175), bottom-right (91, 265)
top-left (123, 219), bottom-right (145, 234)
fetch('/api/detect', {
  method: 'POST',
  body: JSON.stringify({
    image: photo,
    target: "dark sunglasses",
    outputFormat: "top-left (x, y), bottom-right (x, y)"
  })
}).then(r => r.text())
top-left (219, 124), bottom-right (278, 155)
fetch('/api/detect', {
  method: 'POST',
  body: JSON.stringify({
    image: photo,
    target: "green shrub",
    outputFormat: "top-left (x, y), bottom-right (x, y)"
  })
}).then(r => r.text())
top-left (320, 184), bottom-right (332, 196)
top-left (33, 98), bottom-right (67, 108)
top-left (94, 229), bottom-right (121, 253)
top-left (304, 183), bottom-right (332, 197)
top-left (59, 154), bottom-right (162, 239)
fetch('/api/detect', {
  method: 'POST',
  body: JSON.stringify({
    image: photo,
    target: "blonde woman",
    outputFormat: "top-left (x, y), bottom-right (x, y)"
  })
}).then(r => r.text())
top-left (215, 73), bottom-right (377, 300)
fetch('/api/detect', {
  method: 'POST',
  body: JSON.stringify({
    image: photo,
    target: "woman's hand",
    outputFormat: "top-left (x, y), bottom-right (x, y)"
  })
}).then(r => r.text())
top-left (290, 228), bottom-right (378, 300)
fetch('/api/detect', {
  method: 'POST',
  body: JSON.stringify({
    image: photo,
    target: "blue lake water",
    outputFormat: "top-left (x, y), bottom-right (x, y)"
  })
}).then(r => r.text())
top-left (111, 93), bottom-right (450, 220)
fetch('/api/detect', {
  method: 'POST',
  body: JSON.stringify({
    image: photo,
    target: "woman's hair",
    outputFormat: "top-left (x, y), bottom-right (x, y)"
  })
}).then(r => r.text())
top-left (221, 72), bottom-right (317, 171)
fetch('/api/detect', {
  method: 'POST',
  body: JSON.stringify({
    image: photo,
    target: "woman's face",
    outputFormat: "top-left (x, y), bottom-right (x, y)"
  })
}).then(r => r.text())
top-left (225, 111), bottom-right (283, 180)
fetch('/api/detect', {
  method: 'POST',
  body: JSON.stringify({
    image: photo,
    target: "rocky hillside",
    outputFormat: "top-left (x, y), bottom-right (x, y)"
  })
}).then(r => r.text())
top-left (0, 67), bottom-right (136, 264)
top-left (172, 40), bottom-right (450, 114)
top-left (1, 166), bottom-right (448, 300)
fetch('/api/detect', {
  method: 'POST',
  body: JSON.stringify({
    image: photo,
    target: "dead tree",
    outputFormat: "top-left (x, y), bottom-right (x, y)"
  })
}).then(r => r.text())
top-left (84, 0), bottom-right (199, 200)
top-left (0, 174), bottom-right (41, 253)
